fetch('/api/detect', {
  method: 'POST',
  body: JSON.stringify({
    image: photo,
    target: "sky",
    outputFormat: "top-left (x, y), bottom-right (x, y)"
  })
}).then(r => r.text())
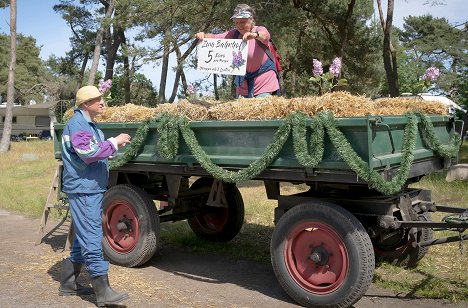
top-left (0, 0), bottom-right (466, 98)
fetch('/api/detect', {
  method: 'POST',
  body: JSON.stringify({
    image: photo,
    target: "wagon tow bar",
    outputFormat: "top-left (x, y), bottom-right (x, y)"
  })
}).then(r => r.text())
top-left (395, 206), bottom-right (468, 252)
top-left (442, 212), bottom-right (468, 254)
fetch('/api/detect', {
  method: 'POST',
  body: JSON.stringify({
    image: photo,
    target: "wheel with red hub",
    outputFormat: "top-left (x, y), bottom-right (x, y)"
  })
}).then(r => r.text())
top-left (271, 202), bottom-right (374, 308)
top-left (187, 178), bottom-right (244, 242)
top-left (102, 184), bottom-right (160, 267)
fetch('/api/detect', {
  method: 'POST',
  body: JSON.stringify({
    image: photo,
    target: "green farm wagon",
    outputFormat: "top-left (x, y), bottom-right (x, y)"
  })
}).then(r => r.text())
top-left (52, 111), bottom-right (466, 307)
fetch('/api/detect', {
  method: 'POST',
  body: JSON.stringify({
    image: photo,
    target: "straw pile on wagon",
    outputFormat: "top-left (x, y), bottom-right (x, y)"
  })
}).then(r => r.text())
top-left (63, 91), bottom-right (448, 122)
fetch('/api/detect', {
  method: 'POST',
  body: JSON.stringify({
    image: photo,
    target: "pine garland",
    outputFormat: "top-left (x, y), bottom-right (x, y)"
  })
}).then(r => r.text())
top-left (415, 112), bottom-right (461, 158)
top-left (109, 111), bottom-right (461, 195)
top-left (157, 113), bottom-right (181, 159)
top-left (178, 113), bottom-right (293, 182)
top-left (109, 117), bottom-right (152, 169)
top-left (291, 111), bottom-right (325, 167)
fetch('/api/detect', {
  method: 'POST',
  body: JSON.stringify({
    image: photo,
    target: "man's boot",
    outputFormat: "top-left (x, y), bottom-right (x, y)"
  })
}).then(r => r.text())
top-left (59, 258), bottom-right (94, 296)
top-left (91, 274), bottom-right (129, 307)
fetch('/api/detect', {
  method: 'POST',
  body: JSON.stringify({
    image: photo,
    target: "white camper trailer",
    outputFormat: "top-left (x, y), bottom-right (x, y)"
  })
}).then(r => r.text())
top-left (0, 102), bottom-right (56, 140)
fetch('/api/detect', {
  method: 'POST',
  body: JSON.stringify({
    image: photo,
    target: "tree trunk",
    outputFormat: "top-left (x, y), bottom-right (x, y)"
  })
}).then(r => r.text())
top-left (77, 53), bottom-right (89, 89)
top-left (338, 0), bottom-right (356, 63)
top-left (168, 39), bottom-right (199, 103)
top-left (123, 52), bottom-right (131, 104)
top-left (0, 0), bottom-right (17, 153)
top-left (377, 0), bottom-right (399, 97)
top-left (180, 70), bottom-right (188, 99)
top-left (87, 0), bottom-right (114, 85)
top-left (158, 30), bottom-right (171, 103)
top-left (168, 43), bottom-right (184, 103)
top-left (104, 25), bottom-right (123, 81)
top-left (213, 74), bottom-right (219, 100)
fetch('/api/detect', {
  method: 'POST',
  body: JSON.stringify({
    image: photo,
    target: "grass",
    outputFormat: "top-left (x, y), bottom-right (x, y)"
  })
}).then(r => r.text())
top-left (0, 140), bottom-right (57, 217)
top-left (1, 140), bottom-right (468, 301)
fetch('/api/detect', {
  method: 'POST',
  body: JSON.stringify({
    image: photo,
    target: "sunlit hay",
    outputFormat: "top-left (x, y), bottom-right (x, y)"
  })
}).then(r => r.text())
top-left (154, 100), bottom-right (209, 121)
top-left (63, 108), bottom-right (74, 121)
top-left (209, 96), bottom-right (292, 120)
top-left (289, 92), bottom-right (374, 118)
top-left (96, 103), bottom-right (158, 122)
top-left (372, 98), bottom-right (447, 116)
top-left (63, 93), bottom-right (449, 123)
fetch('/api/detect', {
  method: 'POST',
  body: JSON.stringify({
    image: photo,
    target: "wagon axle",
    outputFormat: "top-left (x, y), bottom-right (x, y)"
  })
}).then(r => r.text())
top-left (116, 216), bottom-right (133, 233)
top-left (309, 244), bottom-right (331, 266)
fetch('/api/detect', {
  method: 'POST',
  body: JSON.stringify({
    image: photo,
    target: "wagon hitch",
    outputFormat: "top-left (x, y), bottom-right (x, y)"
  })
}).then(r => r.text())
top-left (392, 205), bottom-right (468, 253)
top-left (418, 232), bottom-right (468, 250)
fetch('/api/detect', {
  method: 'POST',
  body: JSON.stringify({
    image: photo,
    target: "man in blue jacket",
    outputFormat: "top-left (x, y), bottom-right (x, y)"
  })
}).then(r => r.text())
top-left (59, 85), bottom-right (131, 307)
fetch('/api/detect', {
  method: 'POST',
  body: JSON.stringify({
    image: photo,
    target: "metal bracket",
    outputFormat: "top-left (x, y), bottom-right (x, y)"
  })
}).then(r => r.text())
top-left (165, 175), bottom-right (182, 206)
top-left (206, 179), bottom-right (229, 208)
top-left (264, 180), bottom-right (280, 200)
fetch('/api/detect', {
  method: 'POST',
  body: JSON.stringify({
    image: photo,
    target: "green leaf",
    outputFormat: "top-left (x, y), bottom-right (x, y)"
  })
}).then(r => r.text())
top-left (323, 72), bottom-right (335, 80)
top-left (337, 79), bottom-right (349, 87)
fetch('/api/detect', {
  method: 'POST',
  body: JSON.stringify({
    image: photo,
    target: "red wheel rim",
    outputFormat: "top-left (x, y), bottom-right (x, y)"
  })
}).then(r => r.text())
top-left (103, 198), bottom-right (140, 253)
top-left (194, 208), bottom-right (228, 234)
top-left (284, 221), bottom-right (349, 294)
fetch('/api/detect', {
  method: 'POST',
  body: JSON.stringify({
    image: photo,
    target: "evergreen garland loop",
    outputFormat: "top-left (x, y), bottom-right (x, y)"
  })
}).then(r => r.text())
top-left (109, 118), bottom-right (152, 170)
top-left (291, 111), bottom-right (325, 167)
top-left (178, 113), bottom-right (293, 182)
top-left (157, 113), bottom-right (181, 159)
top-left (109, 111), bottom-right (461, 195)
top-left (415, 112), bottom-right (461, 158)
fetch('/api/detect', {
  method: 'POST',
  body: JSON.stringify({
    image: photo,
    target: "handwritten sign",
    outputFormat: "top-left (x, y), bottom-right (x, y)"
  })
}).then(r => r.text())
top-left (197, 38), bottom-right (248, 75)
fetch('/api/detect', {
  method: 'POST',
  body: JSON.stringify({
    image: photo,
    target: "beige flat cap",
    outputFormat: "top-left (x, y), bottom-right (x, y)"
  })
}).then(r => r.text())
top-left (76, 86), bottom-right (102, 106)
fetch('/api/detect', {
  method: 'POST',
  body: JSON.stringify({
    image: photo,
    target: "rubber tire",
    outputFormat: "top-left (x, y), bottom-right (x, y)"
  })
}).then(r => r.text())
top-left (374, 213), bottom-right (433, 268)
top-left (187, 178), bottom-right (244, 242)
top-left (102, 184), bottom-right (160, 267)
top-left (271, 202), bottom-right (375, 308)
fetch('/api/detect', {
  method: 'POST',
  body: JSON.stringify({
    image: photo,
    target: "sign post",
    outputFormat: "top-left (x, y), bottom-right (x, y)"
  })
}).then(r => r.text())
top-left (197, 38), bottom-right (248, 75)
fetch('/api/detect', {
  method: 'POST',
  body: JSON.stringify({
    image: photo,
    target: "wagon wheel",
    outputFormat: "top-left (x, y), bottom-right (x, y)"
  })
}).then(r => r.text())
top-left (187, 178), bottom-right (244, 242)
top-left (271, 202), bottom-right (374, 308)
top-left (102, 184), bottom-right (160, 267)
top-left (374, 213), bottom-right (433, 268)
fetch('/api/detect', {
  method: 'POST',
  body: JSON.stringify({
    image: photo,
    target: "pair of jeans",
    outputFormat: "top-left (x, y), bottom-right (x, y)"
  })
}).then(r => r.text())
top-left (68, 192), bottom-right (109, 278)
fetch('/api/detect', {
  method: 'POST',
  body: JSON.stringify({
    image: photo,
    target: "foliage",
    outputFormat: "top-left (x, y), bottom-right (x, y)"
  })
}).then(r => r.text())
top-left (253, 0), bottom-right (381, 97)
top-left (398, 15), bottom-right (467, 98)
top-left (453, 68), bottom-right (468, 108)
top-left (52, 1), bottom-right (97, 78)
top-left (106, 68), bottom-right (158, 107)
top-left (0, 34), bottom-right (46, 104)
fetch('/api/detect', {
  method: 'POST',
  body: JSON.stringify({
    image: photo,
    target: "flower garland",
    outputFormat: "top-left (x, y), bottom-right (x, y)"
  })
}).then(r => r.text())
top-left (109, 111), bottom-right (460, 195)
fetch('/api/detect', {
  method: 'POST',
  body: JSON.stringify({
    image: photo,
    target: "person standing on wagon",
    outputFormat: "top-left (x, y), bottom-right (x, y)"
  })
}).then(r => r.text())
top-left (59, 85), bottom-right (131, 307)
top-left (195, 3), bottom-right (280, 98)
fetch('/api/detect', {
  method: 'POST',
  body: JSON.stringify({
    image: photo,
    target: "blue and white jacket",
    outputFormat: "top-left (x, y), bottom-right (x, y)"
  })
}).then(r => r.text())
top-left (61, 109), bottom-right (118, 193)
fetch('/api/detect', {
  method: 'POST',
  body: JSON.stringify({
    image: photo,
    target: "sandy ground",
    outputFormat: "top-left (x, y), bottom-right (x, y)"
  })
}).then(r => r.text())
top-left (0, 208), bottom-right (465, 308)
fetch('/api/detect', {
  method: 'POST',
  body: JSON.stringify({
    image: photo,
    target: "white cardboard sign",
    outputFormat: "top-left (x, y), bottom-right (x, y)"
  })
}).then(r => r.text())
top-left (197, 38), bottom-right (248, 75)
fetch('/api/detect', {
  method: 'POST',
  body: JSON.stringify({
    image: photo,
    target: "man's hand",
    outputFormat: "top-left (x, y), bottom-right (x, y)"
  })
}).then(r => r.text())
top-left (115, 133), bottom-right (132, 147)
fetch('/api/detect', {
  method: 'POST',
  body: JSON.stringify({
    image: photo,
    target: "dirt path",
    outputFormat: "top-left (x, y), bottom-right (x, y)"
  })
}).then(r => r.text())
top-left (0, 208), bottom-right (465, 308)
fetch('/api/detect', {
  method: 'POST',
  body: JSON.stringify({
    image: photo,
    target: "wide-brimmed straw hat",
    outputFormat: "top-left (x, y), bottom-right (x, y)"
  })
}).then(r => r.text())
top-left (75, 86), bottom-right (102, 106)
